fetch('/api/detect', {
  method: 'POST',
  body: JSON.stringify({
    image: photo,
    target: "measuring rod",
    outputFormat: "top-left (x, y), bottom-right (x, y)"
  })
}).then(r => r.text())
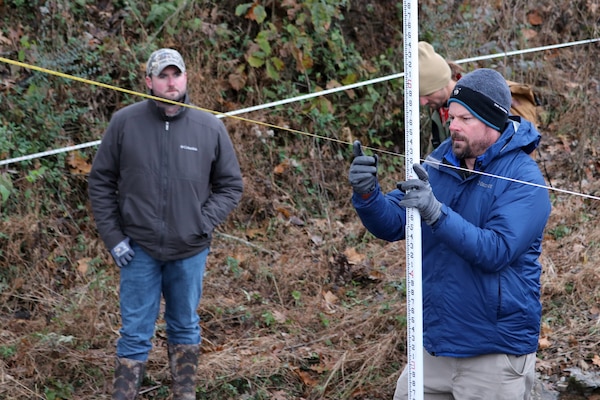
top-left (403, 0), bottom-right (424, 399)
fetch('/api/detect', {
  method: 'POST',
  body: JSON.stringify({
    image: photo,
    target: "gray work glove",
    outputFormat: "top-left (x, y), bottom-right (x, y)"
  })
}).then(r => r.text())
top-left (349, 140), bottom-right (378, 195)
top-left (110, 237), bottom-right (135, 268)
top-left (397, 163), bottom-right (442, 225)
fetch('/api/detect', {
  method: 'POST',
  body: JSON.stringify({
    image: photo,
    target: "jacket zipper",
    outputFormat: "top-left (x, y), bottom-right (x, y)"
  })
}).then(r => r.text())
top-left (158, 120), bottom-right (170, 256)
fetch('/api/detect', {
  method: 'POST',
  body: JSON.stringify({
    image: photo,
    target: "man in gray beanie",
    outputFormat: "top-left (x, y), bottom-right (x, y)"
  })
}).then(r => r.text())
top-left (417, 42), bottom-right (540, 156)
top-left (349, 68), bottom-right (551, 399)
top-left (448, 68), bottom-right (511, 131)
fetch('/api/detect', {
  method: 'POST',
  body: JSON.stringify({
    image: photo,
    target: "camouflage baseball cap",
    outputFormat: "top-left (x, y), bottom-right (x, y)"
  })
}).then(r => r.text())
top-left (146, 48), bottom-right (186, 76)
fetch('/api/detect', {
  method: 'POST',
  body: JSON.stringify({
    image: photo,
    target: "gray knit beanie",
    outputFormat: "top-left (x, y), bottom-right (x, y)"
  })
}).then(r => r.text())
top-left (447, 68), bottom-right (511, 131)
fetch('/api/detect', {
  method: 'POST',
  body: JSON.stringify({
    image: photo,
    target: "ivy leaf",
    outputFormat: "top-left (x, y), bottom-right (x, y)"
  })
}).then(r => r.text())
top-left (252, 5), bottom-right (267, 24)
top-left (0, 185), bottom-right (10, 204)
top-left (247, 54), bottom-right (265, 68)
top-left (255, 31), bottom-right (272, 54)
top-left (0, 173), bottom-right (13, 204)
top-left (237, 3), bottom-right (267, 24)
top-left (270, 56), bottom-right (285, 71)
top-left (265, 59), bottom-right (280, 80)
top-left (234, 3), bottom-right (253, 17)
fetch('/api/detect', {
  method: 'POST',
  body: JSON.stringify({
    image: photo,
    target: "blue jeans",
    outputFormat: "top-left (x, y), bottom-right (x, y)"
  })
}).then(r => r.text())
top-left (116, 243), bottom-right (208, 361)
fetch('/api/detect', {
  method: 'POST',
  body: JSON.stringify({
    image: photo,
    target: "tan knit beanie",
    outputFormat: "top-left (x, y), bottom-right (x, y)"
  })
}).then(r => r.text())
top-left (418, 41), bottom-right (451, 96)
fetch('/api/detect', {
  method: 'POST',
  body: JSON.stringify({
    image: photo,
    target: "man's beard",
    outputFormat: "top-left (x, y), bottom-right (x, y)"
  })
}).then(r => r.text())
top-left (451, 134), bottom-right (490, 160)
top-left (452, 142), bottom-right (473, 160)
top-left (160, 94), bottom-right (185, 105)
top-left (150, 89), bottom-right (185, 105)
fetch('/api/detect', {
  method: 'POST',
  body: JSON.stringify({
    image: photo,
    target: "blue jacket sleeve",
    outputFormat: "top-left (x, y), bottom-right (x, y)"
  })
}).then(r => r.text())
top-left (351, 182), bottom-right (408, 242)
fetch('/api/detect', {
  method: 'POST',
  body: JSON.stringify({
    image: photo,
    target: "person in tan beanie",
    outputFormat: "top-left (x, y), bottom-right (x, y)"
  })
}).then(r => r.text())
top-left (418, 41), bottom-right (463, 154)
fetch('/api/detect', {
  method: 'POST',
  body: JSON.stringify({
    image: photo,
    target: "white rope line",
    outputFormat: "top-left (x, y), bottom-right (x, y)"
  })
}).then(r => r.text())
top-left (0, 38), bottom-right (598, 201)
top-left (1, 141), bottom-right (102, 166)
top-left (423, 159), bottom-right (600, 201)
top-left (1, 38), bottom-right (597, 168)
top-left (222, 37), bottom-right (600, 117)
top-left (453, 38), bottom-right (600, 64)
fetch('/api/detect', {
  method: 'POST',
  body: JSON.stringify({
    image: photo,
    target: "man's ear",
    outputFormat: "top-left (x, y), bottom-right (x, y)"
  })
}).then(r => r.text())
top-left (145, 75), bottom-right (152, 90)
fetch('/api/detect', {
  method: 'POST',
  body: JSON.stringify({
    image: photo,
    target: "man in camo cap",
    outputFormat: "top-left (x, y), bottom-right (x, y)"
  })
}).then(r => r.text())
top-left (89, 48), bottom-right (243, 399)
top-left (146, 48), bottom-right (186, 77)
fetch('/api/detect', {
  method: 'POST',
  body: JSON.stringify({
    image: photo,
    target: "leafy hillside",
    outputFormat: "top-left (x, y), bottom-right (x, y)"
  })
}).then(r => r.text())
top-left (1, 0), bottom-right (599, 399)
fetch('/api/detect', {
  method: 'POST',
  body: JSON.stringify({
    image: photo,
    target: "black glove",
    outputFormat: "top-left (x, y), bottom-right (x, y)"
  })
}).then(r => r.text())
top-left (349, 141), bottom-right (378, 195)
top-left (397, 163), bottom-right (442, 225)
top-left (110, 237), bottom-right (135, 268)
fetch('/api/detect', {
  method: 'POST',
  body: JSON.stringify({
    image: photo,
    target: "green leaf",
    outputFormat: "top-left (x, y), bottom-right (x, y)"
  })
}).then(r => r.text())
top-left (342, 73), bottom-right (358, 85)
top-left (0, 173), bottom-right (13, 204)
top-left (265, 60), bottom-right (280, 80)
top-left (253, 5), bottom-right (267, 24)
top-left (255, 32), bottom-right (272, 54)
top-left (270, 57), bottom-right (285, 71)
top-left (247, 54), bottom-right (265, 68)
top-left (234, 3), bottom-right (253, 17)
top-left (0, 185), bottom-right (10, 204)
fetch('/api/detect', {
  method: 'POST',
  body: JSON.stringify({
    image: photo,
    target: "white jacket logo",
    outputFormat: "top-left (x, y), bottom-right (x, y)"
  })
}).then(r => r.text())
top-left (180, 145), bottom-right (198, 152)
top-left (477, 180), bottom-right (492, 189)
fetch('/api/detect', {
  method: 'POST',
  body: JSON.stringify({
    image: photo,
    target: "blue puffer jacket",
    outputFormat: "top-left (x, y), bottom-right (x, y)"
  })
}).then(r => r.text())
top-left (352, 116), bottom-right (551, 357)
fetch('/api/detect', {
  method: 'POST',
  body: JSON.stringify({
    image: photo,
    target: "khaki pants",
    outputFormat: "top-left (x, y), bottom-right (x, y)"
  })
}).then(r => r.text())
top-left (393, 349), bottom-right (536, 400)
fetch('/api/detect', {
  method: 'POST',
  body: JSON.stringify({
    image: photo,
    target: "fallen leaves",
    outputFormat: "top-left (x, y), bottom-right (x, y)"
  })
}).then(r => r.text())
top-left (527, 9), bottom-right (543, 26)
top-left (67, 151), bottom-right (91, 175)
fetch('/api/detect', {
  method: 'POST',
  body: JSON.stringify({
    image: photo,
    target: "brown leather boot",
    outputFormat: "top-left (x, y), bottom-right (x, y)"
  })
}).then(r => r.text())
top-left (168, 343), bottom-right (199, 400)
top-left (112, 357), bottom-right (145, 400)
